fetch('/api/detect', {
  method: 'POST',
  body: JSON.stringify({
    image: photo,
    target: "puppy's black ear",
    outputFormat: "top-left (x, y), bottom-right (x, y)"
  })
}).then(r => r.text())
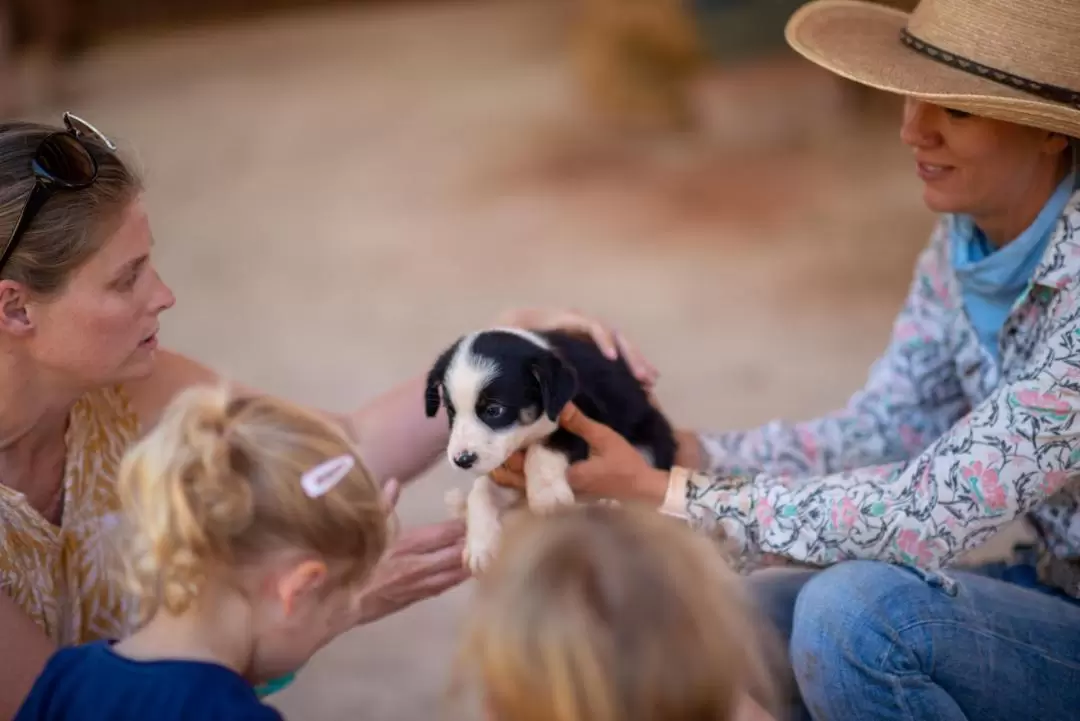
top-left (425, 341), bottom-right (459, 418)
top-left (532, 352), bottom-right (578, 421)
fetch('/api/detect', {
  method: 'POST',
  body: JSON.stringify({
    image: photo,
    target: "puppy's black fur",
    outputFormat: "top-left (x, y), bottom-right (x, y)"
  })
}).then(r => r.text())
top-left (425, 329), bottom-right (677, 471)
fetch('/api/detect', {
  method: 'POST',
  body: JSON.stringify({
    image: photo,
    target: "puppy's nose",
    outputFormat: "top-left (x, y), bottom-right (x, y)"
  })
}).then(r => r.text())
top-left (453, 450), bottom-right (478, 469)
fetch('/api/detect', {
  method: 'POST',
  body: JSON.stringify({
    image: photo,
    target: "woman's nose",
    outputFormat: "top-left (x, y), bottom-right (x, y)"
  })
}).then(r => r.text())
top-left (150, 269), bottom-right (176, 313)
top-left (899, 99), bottom-right (941, 149)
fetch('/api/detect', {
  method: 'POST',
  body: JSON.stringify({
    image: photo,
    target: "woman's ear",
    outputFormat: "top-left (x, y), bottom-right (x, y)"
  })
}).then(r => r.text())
top-left (0, 280), bottom-right (32, 335)
top-left (1043, 131), bottom-right (1071, 156)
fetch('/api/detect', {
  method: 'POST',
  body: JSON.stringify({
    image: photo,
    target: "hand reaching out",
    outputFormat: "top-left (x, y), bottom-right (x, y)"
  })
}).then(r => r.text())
top-left (350, 480), bottom-right (470, 627)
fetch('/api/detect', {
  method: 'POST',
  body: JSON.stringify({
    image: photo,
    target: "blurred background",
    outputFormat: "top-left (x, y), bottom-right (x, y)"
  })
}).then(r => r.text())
top-left (4, 0), bottom-right (1009, 719)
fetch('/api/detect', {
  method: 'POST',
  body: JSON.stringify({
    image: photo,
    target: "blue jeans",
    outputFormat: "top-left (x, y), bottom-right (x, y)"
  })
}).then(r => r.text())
top-left (748, 559), bottom-right (1080, 721)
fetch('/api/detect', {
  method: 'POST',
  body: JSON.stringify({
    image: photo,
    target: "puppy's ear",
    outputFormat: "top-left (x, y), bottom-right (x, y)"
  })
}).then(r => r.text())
top-left (425, 341), bottom-right (459, 418)
top-left (532, 352), bottom-right (577, 421)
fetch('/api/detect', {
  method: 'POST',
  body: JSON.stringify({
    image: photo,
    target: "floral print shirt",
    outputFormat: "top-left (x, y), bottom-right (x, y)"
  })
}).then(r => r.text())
top-left (665, 188), bottom-right (1080, 599)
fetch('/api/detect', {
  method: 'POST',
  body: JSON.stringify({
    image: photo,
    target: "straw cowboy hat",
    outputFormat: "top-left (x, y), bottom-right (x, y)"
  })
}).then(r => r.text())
top-left (785, 0), bottom-right (1080, 138)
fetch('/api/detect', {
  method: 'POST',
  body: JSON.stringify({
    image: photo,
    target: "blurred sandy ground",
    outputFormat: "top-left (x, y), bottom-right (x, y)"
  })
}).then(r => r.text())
top-left (4, 0), bottom-right (1027, 718)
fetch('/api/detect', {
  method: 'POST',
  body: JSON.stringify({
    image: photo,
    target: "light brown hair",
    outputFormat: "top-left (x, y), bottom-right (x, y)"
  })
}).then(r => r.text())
top-left (118, 384), bottom-right (390, 623)
top-left (0, 120), bottom-right (141, 294)
top-left (456, 504), bottom-right (784, 721)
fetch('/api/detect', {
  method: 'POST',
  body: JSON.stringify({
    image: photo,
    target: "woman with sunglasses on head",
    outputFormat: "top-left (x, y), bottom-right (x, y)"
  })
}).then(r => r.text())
top-left (496, 1), bottom-right (1080, 719)
top-left (0, 115), bottom-right (659, 719)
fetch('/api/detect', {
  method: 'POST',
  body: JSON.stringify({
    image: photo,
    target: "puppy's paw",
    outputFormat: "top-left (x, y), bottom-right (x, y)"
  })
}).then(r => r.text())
top-left (528, 480), bottom-right (576, 514)
top-left (462, 516), bottom-right (501, 575)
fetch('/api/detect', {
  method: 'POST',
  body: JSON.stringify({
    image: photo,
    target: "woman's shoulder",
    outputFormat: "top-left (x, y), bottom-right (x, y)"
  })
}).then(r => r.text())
top-left (122, 349), bottom-right (224, 432)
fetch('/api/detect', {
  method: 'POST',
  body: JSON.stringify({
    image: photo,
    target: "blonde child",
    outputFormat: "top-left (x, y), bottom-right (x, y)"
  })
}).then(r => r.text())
top-left (456, 503), bottom-right (785, 721)
top-left (14, 385), bottom-right (391, 721)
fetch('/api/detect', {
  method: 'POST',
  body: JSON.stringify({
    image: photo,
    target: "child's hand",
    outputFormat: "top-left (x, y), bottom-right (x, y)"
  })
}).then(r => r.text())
top-left (350, 482), bottom-right (468, 626)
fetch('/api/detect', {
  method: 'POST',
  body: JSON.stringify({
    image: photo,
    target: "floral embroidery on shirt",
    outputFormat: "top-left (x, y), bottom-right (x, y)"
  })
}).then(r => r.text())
top-left (0, 386), bottom-right (141, 644)
top-left (688, 190), bottom-right (1080, 598)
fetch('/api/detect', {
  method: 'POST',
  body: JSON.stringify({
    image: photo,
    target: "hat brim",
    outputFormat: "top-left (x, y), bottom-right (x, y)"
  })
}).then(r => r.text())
top-left (785, 0), bottom-right (1080, 138)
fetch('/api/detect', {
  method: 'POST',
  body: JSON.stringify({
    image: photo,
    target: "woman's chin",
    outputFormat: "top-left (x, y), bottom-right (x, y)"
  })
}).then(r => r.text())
top-left (921, 187), bottom-right (961, 215)
top-left (112, 352), bottom-right (158, 385)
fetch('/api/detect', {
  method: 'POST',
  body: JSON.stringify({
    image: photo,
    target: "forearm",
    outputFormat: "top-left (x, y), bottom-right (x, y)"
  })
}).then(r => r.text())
top-left (698, 225), bottom-right (966, 480)
top-left (697, 382), bottom-right (966, 480)
top-left (0, 593), bottom-right (54, 721)
top-left (343, 373), bottom-right (449, 486)
top-left (667, 384), bottom-right (1078, 572)
top-left (670, 292), bottom-right (1080, 572)
top-left (666, 462), bottom-right (924, 570)
top-left (130, 351), bottom-right (451, 486)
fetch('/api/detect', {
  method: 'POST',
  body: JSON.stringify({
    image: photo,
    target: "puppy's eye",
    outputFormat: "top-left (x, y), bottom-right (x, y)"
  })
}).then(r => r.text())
top-left (482, 403), bottom-right (506, 419)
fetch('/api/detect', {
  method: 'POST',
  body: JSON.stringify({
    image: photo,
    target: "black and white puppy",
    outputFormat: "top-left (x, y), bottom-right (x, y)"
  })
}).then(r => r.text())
top-left (425, 326), bottom-right (676, 572)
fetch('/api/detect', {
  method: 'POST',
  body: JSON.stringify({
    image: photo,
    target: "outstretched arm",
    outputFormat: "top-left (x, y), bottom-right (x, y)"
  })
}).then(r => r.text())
top-left (666, 289), bottom-right (1080, 570)
top-left (125, 351), bottom-right (446, 486)
top-left (128, 308), bottom-right (658, 487)
top-left (692, 224), bottom-right (969, 479)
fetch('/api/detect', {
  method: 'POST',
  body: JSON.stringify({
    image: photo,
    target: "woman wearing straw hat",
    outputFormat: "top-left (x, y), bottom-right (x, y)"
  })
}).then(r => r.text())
top-left (493, 0), bottom-right (1080, 718)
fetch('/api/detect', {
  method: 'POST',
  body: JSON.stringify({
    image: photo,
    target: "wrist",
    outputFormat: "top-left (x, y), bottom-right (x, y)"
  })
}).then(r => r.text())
top-left (655, 466), bottom-right (694, 519)
top-left (347, 588), bottom-right (386, 630)
top-left (674, 430), bottom-right (705, 470)
top-left (631, 468), bottom-right (679, 510)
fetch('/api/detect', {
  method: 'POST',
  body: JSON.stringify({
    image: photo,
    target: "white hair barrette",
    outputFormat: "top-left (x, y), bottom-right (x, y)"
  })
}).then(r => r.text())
top-left (300, 454), bottom-right (355, 498)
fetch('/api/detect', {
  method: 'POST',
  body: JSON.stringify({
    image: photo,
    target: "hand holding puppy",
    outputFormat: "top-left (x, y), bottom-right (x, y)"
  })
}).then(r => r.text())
top-left (490, 403), bottom-right (670, 505)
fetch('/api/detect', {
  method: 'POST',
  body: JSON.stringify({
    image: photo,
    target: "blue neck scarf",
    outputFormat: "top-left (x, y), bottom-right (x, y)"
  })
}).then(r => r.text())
top-left (949, 169), bottom-right (1076, 366)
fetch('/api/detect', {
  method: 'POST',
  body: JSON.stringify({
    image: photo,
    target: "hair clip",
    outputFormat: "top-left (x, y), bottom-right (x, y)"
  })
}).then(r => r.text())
top-left (300, 454), bottom-right (355, 498)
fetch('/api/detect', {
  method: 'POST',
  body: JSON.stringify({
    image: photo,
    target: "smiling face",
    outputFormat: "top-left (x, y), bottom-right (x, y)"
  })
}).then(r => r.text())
top-left (1, 198), bottom-right (175, 389)
top-left (900, 99), bottom-right (1071, 242)
top-left (425, 330), bottom-right (576, 476)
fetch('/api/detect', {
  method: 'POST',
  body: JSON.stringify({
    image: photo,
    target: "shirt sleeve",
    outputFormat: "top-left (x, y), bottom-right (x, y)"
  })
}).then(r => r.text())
top-left (696, 222), bottom-right (970, 478)
top-left (669, 256), bottom-right (1080, 572)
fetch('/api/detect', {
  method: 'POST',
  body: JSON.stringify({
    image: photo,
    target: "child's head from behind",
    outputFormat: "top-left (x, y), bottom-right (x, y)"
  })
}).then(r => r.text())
top-left (118, 384), bottom-right (389, 679)
top-left (458, 504), bottom-right (781, 721)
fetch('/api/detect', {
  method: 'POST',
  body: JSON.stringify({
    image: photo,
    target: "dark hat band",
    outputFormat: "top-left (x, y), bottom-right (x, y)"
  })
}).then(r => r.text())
top-left (900, 28), bottom-right (1080, 111)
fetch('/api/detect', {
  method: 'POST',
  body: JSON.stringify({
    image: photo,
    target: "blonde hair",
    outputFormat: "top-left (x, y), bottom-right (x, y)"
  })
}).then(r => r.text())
top-left (118, 384), bottom-right (390, 623)
top-left (456, 504), bottom-right (784, 721)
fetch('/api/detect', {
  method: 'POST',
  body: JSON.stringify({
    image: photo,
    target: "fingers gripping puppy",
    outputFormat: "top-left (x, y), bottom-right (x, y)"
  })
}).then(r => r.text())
top-left (424, 327), bottom-right (676, 573)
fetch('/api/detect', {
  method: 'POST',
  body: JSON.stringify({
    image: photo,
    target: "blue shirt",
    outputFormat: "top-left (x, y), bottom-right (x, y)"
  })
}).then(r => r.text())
top-left (949, 170), bottom-right (1077, 366)
top-left (14, 641), bottom-right (285, 721)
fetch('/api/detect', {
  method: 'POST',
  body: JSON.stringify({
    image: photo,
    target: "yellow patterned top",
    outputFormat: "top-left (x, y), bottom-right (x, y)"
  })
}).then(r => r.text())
top-left (0, 386), bottom-right (141, 645)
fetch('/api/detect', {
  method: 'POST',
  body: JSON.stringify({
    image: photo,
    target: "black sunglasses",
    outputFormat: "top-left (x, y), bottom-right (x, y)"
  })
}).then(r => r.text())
top-left (0, 112), bottom-right (116, 274)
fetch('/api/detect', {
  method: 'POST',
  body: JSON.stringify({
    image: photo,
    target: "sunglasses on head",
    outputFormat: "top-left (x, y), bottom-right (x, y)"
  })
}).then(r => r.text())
top-left (0, 112), bottom-right (115, 274)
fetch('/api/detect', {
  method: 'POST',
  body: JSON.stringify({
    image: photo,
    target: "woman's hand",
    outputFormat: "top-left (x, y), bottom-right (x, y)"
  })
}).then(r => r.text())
top-left (350, 480), bottom-right (469, 627)
top-left (496, 307), bottom-right (659, 388)
top-left (490, 404), bottom-right (670, 504)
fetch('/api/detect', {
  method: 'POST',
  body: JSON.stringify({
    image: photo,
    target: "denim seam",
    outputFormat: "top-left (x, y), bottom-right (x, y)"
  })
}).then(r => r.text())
top-left (875, 622), bottom-right (959, 721)
top-left (887, 673), bottom-right (920, 721)
top-left (879, 619), bottom-right (1080, 674)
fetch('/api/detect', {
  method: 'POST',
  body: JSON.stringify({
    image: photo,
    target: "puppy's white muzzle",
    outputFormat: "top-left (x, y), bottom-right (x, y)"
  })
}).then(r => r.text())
top-left (446, 418), bottom-right (518, 476)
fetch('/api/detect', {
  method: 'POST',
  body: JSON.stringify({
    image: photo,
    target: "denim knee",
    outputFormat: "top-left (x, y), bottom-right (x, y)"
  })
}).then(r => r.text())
top-left (788, 561), bottom-right (936, 695)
